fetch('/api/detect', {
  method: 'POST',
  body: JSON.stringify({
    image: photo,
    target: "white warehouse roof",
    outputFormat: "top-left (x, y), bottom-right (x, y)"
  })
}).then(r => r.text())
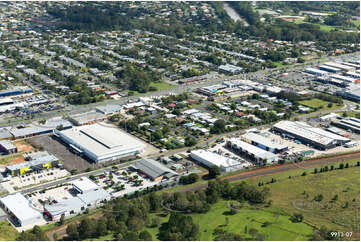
top-left (0, 193), bottom-right (42, 224)
top-left (324, 62), bottom-right (355, 71)
top-left (273, 121), bottom-right (349, 146)
top-left (72, 177), bottom-right (99, 193)
top-left (242, 132), bottom-right (288, 150)
top-left (227, 138), bottom-right (277, 161)
top-left (56, 123), bottom-right (145, 162)
top-left (190, 149), bottom-right (243, 168)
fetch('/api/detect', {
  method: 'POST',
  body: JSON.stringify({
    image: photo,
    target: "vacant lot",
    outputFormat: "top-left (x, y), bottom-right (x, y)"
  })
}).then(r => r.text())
top-left (0, 154), bottom-right (24, 166)
top-left (146, 200), bottom-right (313, 241)
top-left (299, 98), bottom-right (334, 110)
top-left (13, 140), bottom-right (34, 152)
top-left (243, 161), bottom-right (360, 235)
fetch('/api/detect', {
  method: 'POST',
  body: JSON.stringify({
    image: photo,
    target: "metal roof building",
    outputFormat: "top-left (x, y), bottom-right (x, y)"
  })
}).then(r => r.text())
top-left (9, 126), bottom-right (53, 139)
top-left (77, 188), bottom-right (111, 206)
top-left (0, 128), bottom-right (12, 140)
top-left (241, 132), bottom-right (288, 154)
top-left (96, 104), bottom-right (123, 115)
top-left (319, 65), bottom-right (341, 73)
top-left (227, 138), bottom-right (278, 163)
top-left (304, 68), bottom-right (328, 76)
top-left (44, 197), bottom-right (85, 221)
top-left (336, 84), bottom-right (360, 102)
top-left (271, 121), bottom-right (350, 150)
top-left (133, 158), bottom-right (178, 181)
top-left (0, 193), bottom-right (43, 227)
top-left (330, 74), bottom-right (358, 83)
top-left (43, 117), bottom-right (73, 130)
top-left (69, 110), bottom-right (107, 126)
top-left (44, 184), bottom-right (110, 221)
top-left (190, 149), bottom-right (247, 172)
top-left (0, 87), bottom-right (32, 98)
top-left (5, 154), bottom-right (60, 176)
top-left (72, 177), bottom-right (99, 194)
top-left (55, 123), bottom-right (145, 163)
top-left (332, 117), bottom-right (360, 134)
top-left (324, 62), bottom-right (355, 72)
top-left (0, 140), bottom-right (17, 154)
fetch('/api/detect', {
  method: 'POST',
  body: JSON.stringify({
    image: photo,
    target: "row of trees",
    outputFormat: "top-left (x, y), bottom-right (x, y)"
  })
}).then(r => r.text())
top-left (59, 178), bottom-right (269, 241)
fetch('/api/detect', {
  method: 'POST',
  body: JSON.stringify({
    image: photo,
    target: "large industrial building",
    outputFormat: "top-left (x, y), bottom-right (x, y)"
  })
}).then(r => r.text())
top-left (332, 117), bottom-right (360, 134)
top-left (72, 177), bottom-right (100, 194)
top-left (44, 177), bottom-right (111, 221)
top-left (241, 132), bottom-right (288, 154)
top-left (55, 123), bottom-right (145, 163)
top-left (336, 84), bottom-right (360, 102)
top-left (0, 193), bottom-right (43, 227)
top-left (8, 117), bottom-right (72, 139)
top-left (304, 68), bottom-right (328, 76)
top-left (319, 65), bottom-right (341, 73)
top-left (69, 110), bottom-right (107, 126)
top-left (0, 87), bottom-right (32, 98)
top-left (323, 62), bottom-right (355, 72)
top-left (271, 121), bottom-right (350, 150)
top-left (190, 149), bottom-right (246, 172)
top-left (329, 74), bottom-right (358, 84)
top-left (132, 158), bottom-right (178, 181)
top-left (226, 139), bottom-right (278, 164)
top-left (5, 154), bottom-right (61, 176)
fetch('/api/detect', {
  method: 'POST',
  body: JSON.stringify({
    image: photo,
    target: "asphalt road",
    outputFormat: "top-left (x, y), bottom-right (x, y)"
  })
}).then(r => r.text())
top-left (1, 52), bottom-right (358, 128)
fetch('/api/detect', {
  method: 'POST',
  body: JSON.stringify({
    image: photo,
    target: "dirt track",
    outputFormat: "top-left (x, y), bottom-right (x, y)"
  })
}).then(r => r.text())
top-left (171, 152), bottom-right (360, 193)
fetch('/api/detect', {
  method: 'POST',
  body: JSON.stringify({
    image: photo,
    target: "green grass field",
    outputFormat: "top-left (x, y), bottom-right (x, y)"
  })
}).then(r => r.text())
top-left (149, 160), bottom-right (360, 240)
top-left (0, 221), bottom-right (18, 241)
top-left (149, 82), bottom-right (176, 91)
top-left (318, 24), bottom-right (337, 31)
top-left (146, 200), bottom-right (313, 241)
top-left (336, 111), bottom-right (360, 119)
top-left (88, 234), bottom-right (114, 241)
top-left (351, 20), bottom-right (360, 28)
top-left (35, 158), bottom-right (359, 241)
top-left (299, 98), bottom-right (339, 111)
top-left (294, 20), bottom-right (337, 32)
top-left (126, 82), bottom-right (176, 96)
top-left (242, 161), bottom-right (360, 233)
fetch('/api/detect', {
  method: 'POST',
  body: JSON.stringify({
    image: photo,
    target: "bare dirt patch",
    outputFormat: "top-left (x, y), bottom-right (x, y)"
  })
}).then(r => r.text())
top-left (8, 155), bottom-right (25, 165)
top-left (13, 140), bottom-right (34, 152)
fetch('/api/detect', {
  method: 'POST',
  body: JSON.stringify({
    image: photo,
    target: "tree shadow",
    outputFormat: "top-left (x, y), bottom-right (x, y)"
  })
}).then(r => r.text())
top-left (222, 210), bottom-right (236, 216)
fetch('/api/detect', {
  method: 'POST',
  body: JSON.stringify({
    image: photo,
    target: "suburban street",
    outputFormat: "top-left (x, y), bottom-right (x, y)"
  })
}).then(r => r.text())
top-left (0, 52), bottom-right (358, 129)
